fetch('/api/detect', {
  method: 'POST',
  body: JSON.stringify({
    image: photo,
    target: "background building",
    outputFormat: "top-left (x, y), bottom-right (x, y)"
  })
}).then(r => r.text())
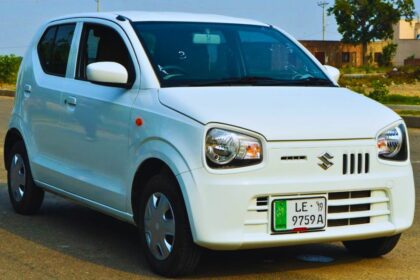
top-left (392, 19), bottom-right (420, 66)
top-left (299, 40), bottom-right (387, 67)
top-left (300, 19), bottom-right (420, 67)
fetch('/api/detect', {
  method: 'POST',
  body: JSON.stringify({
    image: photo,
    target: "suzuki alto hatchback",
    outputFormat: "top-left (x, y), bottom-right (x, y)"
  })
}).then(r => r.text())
top-left (4, 11), bottom-right (415, 277)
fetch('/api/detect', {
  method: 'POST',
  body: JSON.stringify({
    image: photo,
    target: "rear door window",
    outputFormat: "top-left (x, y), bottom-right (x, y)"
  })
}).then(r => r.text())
top-left (37, 23), bottom-right (76, 76)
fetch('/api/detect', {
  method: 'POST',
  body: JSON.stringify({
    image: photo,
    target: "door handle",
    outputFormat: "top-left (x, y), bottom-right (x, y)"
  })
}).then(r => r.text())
top-left (24, 84), bottom-right (32, 94)
top-left (64, 96), bottom-right (77, 106)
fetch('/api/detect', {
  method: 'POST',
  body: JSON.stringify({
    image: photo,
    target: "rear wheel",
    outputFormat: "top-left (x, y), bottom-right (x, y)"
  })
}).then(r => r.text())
top-left (343, 234), bottom-right (401, 257)
top-left (7, 141), bottom-right (44, 215)
top-left (138, 171), bottom-right (201, 277)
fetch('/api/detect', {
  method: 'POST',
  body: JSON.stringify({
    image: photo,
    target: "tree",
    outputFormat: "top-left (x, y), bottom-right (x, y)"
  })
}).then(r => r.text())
top-left (0, 55), bottom-right (22, 86)
top-left (378, 43), bottom-right (398, 66)
top-left (328, 0), bottom-right (416, 65)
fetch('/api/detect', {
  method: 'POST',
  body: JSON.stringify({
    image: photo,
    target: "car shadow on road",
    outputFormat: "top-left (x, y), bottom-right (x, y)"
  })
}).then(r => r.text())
top-left (0, 182), bottom-right (361, 279)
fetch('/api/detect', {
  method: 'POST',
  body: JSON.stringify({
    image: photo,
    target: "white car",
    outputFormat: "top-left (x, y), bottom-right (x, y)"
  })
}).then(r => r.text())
top-left (4, 11), bottom-right (415, 277)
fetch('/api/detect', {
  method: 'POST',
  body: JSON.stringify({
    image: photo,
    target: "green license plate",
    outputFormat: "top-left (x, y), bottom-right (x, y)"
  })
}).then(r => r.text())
top-left (272, 197), bottom-right (327, 232)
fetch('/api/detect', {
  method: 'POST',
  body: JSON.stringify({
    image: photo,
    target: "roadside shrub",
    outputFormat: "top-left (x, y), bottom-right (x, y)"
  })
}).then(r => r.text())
top-left (378, 44), bottom-right (397, 67)
top-left (340, 66), bottom-right (419, 91)
top-left (368, 80), bottom-right (389, 102)
top-left (386, 65), bottom-right (420, 84)
top-left (340, 65), bottom-right (389, 74)
top-left (339, 75), bottom-right (390, 89)
top-left (0, 55), bottom-right (22, 86)
top-left (406, 54), bottom-right (415, 60)
top-left (349, 85), bottom-right (366, 94)
top-left (340, 66), bottom-right (359, 74)
top-left (361, 65), bottom-right (375, 73)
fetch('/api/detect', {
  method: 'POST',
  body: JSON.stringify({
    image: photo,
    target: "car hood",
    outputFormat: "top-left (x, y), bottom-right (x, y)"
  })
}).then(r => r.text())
top-left (158, 86), bottom-right (400, 141)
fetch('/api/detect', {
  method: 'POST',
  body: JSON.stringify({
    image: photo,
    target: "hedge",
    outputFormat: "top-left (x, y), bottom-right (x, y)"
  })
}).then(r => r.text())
top-left (0, 55), bottom-right (22, 85)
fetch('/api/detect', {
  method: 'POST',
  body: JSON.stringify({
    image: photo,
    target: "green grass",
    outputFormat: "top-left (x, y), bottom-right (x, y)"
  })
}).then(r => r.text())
top-left (382, 94), bottom-right (420, 105)
top-left (340, 65), bottom-right (393, 74)
top-left (394, 110), bottom-right (420, 116)
top-left (339, 65), bottom-right (420, 75)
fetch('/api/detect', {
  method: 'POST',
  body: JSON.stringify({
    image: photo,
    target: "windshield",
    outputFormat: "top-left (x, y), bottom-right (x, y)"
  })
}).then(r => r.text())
top-left (133, 22), bottom-right (334, 87)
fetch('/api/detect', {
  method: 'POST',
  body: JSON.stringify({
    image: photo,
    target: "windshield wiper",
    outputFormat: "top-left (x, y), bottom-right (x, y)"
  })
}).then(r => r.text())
top-left (182, 76), bottom-right (335, 87)
top-left (187, 76), bottom-right (293, 87)
top-left (290, 77), bottom-right (335, 86)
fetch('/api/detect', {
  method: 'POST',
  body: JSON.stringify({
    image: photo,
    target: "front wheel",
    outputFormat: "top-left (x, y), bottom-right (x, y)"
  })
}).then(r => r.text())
top-left (138, 172), bottom-right (201, 277)
top-left (343, 234), bottom-right (401, 257)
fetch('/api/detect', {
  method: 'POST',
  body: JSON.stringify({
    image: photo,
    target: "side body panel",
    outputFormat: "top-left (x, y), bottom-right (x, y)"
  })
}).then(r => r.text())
top-left (55, 19), bottom-right (140, 211)
top-left (18, 20), bottom-right (76, 186)
top-left (127, 89), bottom-right (204, 223)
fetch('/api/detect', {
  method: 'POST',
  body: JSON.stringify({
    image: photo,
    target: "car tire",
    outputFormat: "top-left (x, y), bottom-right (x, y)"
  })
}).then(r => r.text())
top-left (138, 170), bottom-right (201, 277)
top-left (343, 234), bottom-right (401, 258)
top-left (7, 141), bottom-right (44, 215)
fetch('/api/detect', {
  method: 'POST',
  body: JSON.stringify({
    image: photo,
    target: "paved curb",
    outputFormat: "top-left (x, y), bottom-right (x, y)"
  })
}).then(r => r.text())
top-left (1, 90), bottom-right (420, 128)
top-left (387, 104), bottom-right (420, 111)
top-left (342, 73), bottom-right (386, 78)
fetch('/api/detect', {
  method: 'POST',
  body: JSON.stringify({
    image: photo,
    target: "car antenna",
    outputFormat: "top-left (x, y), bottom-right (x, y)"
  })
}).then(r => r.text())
top-left (116, 15), bottom-right (131, 22)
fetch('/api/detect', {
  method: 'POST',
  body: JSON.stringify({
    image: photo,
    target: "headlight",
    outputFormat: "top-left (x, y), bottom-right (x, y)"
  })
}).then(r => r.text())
top-left (206, 128), bottom-right (262, 167)
top-left (377, 124), bottom-right (407, 161)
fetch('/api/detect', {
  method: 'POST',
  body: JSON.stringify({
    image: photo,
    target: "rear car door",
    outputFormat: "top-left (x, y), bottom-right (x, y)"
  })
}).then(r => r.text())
top-left (22, 22), bottom-right (77, 185)
top-left (56, 20), bottom-right (140, 211)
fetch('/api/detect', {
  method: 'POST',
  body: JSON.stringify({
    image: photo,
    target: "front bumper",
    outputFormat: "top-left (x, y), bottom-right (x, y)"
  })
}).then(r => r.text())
top-left (177, 138), bottom-right (415, 250)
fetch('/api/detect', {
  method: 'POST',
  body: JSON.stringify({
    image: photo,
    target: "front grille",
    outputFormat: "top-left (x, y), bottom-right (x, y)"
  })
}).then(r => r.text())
top-left (256, 196), bottom-right (269, 211)
top-left (343, 153), bottom-right (370, 175)
top-left (244, 190), bottom-right (390, 234)
top-left (328, 217), bottom-right (370, 227)
top-left (281, 155), bottom-right (307, 160)
top-left (327, 190), bottom-right (390, 227)
top-left (328, 191), bottom-right (371, 226)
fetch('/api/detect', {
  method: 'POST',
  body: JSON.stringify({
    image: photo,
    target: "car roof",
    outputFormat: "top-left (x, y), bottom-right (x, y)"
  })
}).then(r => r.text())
top-left (49, 11), bottom-right (268, 26)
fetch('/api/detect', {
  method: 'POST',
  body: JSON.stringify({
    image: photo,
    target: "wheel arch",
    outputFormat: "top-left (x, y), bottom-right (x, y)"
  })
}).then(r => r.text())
top-left (131, 157), bottom-right (172, 224)
top-left (4, 128), bottom-right (24, 171)
top-left (130, 154), bottom-right (201, 242)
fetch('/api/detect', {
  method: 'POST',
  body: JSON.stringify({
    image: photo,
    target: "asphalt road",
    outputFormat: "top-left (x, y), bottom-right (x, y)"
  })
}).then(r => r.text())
top-left (0, 96), bottom-right (419, 280)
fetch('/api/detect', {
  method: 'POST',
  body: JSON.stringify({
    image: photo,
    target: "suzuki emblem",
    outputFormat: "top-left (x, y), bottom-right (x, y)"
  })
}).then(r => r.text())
top-left (318, 152), bottom-right (334, 170)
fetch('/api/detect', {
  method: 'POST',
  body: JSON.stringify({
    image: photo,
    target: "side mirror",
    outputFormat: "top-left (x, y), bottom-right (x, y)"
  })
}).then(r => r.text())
top-left (324, 65), bottom-right (340, 83)
top-left (86, 62), bottom-right (128, 86)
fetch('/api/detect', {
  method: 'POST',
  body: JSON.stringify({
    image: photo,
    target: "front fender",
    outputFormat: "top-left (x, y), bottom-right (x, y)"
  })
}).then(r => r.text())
top-left (131, 138), bottom-right (192, 178)
top-left (128, 137), bottom-right (207, 239)
top-left (127, 137), bottom-right (203, 223)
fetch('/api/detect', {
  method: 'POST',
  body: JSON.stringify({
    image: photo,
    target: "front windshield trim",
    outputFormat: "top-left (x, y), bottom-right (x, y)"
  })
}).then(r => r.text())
top-left (132, 21), bottom-right (334, 88)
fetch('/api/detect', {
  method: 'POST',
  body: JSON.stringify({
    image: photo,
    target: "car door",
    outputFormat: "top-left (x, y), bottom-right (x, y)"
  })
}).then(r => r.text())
top-left (22, 22), bottom-right (77, 185)
top-left (56, 20), bottom-right (140, 211)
